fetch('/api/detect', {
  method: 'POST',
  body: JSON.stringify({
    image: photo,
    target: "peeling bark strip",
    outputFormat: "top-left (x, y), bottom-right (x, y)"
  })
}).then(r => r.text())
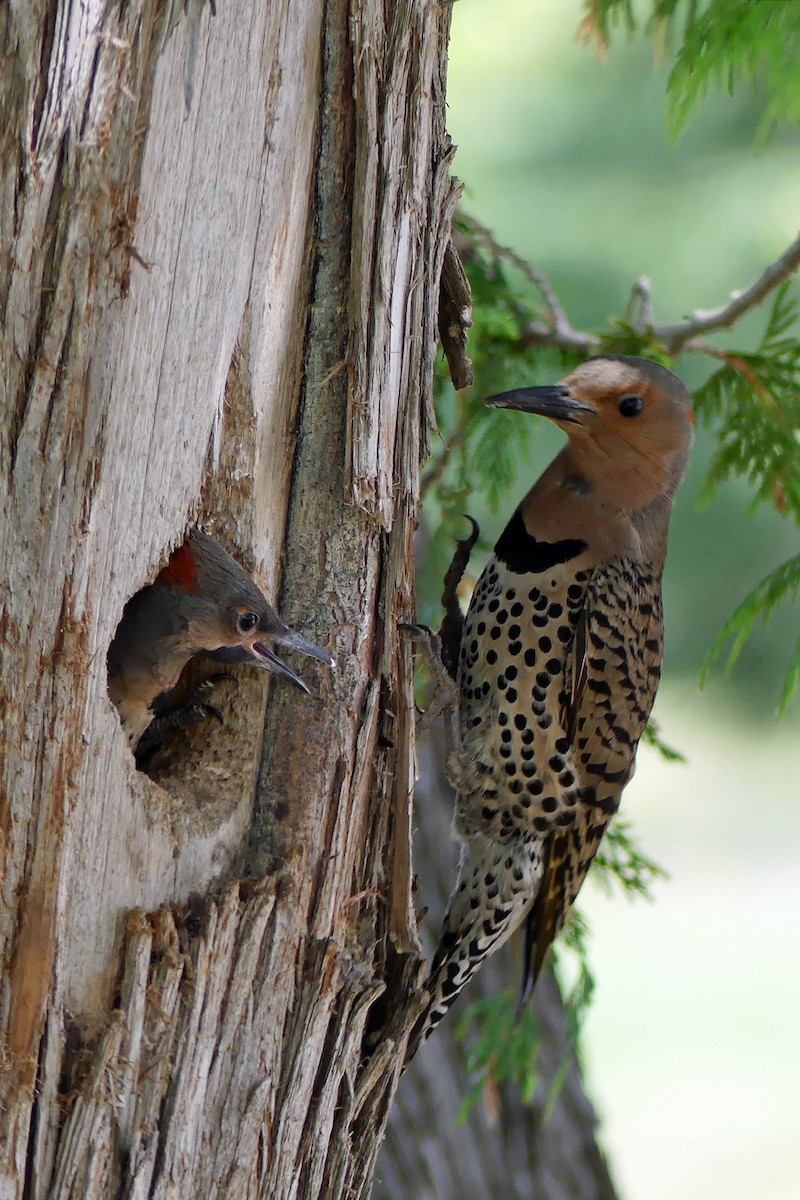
top-left (1, 1), bottom-right (453, 1197)
top-left (347, 2), bottom-right (460, 525)
top-left (42, 885), bottom-right (293, 1199)
top-left (438, 239), bottom-right (474, 392)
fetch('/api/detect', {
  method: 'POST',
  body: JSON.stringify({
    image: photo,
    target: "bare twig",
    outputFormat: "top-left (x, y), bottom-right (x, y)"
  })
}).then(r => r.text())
top-left (627, 276), bottom-right (653, 329)
top-left (519, 320), bottom-right (599, 353)
top-left (653, 231), bottom-right (800, 352)
top-left (458, 213), bottom-right (600, 352)
top-left (458, 214), bottom-right (563, 321)
top-left (680, 340), bottom-right (776, 403)
top-left (459, 214), bottom-right (800, 359)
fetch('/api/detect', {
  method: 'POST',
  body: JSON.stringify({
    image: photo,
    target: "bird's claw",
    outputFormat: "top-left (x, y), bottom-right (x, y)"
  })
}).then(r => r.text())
top-left (181, 700), bottom-right (224, 726)
top-left (135, 674), bottom-right (238, 765)
top-left (190, 673), bottom-right (237, 701)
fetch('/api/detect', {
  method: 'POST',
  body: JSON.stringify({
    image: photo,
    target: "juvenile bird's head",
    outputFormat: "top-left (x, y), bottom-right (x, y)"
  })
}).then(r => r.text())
top-left (157, 529), bottom-right (333, 691)
top-left (108, 530), bottom-right (333, 744)
top-left (488, 355), bottom-right (693, 510)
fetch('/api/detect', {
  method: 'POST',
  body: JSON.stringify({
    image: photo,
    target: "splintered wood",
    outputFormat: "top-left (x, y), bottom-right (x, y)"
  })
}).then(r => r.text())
top-left (0, 1), bottom-right (455, 1197)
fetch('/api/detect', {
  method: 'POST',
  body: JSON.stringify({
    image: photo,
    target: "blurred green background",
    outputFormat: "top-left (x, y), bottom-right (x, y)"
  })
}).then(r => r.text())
top-left (432, 2), bottom-right (800, 1197)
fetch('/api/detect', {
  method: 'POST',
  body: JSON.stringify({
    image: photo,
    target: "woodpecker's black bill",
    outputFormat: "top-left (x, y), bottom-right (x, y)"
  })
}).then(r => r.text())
top-left (487, 385), bottom-right (596, 425)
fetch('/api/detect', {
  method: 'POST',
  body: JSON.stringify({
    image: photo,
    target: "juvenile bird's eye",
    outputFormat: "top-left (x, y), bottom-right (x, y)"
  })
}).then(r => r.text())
top-left (237, 612), bottom-right (259, 633)
top-left (618, 394), bottom-right (644, 417)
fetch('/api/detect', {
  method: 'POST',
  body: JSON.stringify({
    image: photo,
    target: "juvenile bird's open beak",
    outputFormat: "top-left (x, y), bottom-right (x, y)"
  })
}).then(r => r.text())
top-left (207, 629), bottom-right (333, 694)
top-left (261, 628), bottom-right (333, 696)
top-left (274, 628), bottom-right (334, 668)
top-left (253, 627), bottom-right (334, 693)
top-left (249, 640), bottom-right (313, 693)
top-left (487, 385), bottom-right (596, 426)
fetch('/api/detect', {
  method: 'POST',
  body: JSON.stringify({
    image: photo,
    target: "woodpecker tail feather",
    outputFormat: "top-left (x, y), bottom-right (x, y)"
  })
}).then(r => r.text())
top-left (407, 832), bottom-right (543, 1059)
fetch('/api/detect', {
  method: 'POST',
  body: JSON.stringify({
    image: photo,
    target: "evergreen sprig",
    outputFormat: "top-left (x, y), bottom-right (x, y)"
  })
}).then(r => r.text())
top-left (642, 716), bottom-right (687, 763)
top-left (687, 286), bottom-right (800, 709)
top-left (454, 992), bottom-right (541, 1123)
top-left (580, 0), bottom-right (800, 139)
top-left (668, 0), bottom-right (800, 139)
top-left (701, 553), bottom-right (800, 712)
top-left (592, 817), bottom-right (669, 898)
top-left (453, 917), bottom-right (596, 1123)
top-left (694, 285), bottom-right (800, 521)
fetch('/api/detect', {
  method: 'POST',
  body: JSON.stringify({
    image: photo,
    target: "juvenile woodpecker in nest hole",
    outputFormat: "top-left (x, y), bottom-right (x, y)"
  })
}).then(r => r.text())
top-left (107, 529), bottom-right (332, 755)
top-left (410, 355), bottom-right (693, 1053)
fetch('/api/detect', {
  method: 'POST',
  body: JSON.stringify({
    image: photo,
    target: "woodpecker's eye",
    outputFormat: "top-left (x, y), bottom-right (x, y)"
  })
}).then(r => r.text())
top-left (237, 612), bottom-right (259, 634)
top-left (618, 394), bottom-right (644, 417)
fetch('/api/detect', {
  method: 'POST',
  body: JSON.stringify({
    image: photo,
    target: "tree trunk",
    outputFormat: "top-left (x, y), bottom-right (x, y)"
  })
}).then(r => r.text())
top-left (1, 2), bottom-right (452, 1195)
top-left (1, 3), bottom-right (620, 1198)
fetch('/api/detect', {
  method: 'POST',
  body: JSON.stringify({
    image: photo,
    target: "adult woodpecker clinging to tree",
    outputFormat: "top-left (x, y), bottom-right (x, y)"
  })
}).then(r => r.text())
top-left (107, 528), bottom-right (333, 754)
top-left (409, 354), bottom-right (693, 1055)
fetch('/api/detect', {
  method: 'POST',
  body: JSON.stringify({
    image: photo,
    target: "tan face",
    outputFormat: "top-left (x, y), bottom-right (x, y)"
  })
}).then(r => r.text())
top-left (486, 355), bottom-right (694, 509)
top-left (203, 601), bottom-right (331, 691)
top-left (186, 604), bottom-right (261, 656)
top-left (560, 358), bottom-right (694, 466)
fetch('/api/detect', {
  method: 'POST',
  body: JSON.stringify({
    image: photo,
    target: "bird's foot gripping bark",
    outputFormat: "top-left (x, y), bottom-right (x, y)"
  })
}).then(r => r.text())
top-left (135, 674), bottom-right (237, 765)
top-left (399, 623), bottom-right (461, 748)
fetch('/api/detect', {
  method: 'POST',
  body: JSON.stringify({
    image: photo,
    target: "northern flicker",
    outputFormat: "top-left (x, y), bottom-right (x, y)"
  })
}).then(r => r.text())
top-left (107, 529), bottom-right (332, 753)
top-left (412, 355), bottom-right (693, 1051)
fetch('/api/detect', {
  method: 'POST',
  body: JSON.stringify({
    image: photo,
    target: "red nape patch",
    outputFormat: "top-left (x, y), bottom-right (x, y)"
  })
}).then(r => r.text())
top-left (689, 409), bottom-right (695, 424)
top-left (157, 542), bottom-right (199, 592)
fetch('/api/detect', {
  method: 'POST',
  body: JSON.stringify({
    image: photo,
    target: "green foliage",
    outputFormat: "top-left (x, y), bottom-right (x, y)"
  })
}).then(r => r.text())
top-left (701, 553), bottom-right (800, 712)
top-left (434, 217), bottom-right (581, 494)
top-left (592, 817), bottom-right (668, 898)
top-left (669, 1), bottom-right (800, 138)
top-left (558, 911), bottom-right (597, 1042)
top-left (641, 716), bottom-right (687, 763)
top-left (581, 0), bottom-right (800, 139)
top-left (454, 918), bottom-right (596, 1123)
top-left (597, 318), bottom-right (671, 363)
top-left (694, 286), bottom-right (800, 519)
top-left (454, 992), bottom-right (541, 1123)
top-left (690, 285), bottom-right (800, 709)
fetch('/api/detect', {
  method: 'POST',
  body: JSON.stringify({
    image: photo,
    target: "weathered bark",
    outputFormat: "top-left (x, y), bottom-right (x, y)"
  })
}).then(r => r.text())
top-left (375, 729), bottom-right (620, 1200)
top-left (1, 3), bottom-right (623, 1198)
top-left (0, 1), bottom-right (453, 1196)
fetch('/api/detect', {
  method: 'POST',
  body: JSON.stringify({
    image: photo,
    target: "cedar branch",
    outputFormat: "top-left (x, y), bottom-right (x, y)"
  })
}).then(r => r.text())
top-left (459, 216), bottom-right (800, 359)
